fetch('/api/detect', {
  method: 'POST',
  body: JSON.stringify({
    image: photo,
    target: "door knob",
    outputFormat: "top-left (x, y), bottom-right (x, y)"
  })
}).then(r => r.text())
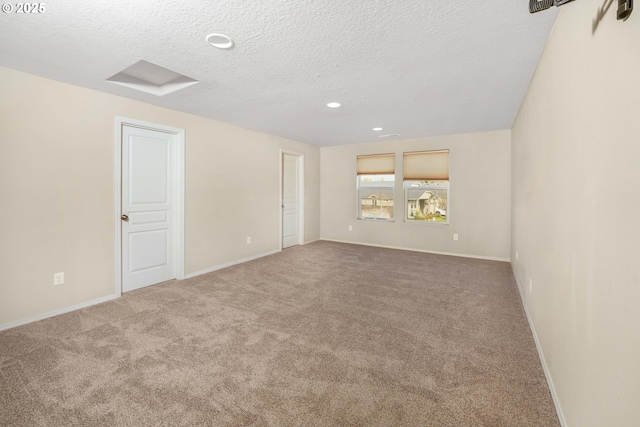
top-left (121, 214), bottom-right (129, 222)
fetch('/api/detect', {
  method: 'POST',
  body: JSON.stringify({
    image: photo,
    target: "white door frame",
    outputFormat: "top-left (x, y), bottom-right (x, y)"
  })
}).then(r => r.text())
top-left (279, 149), bottom-right (304, 250)
top-left (114, 117), bottom-right (185, 297)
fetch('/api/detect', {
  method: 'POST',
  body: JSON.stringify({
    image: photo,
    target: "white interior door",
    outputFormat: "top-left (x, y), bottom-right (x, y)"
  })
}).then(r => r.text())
top-left (121, 125), bottom-right (176, 292)
top-left (282, 154), bottom-right (300, 249)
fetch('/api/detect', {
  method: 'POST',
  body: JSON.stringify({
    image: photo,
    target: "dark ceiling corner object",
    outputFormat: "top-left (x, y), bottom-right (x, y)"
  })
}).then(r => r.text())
top-left (530, 0), bottom-right (633, 20)
top-left (617, 0), bottom-right (633, 20)
top-left (529, 0), bottom-right (575, 13)
top-left (529, 0), bottom-right (554, 13)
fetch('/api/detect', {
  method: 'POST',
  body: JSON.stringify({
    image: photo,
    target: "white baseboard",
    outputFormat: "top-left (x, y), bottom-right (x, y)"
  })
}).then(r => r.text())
top-left (302, 238), bottom-right (321, 245)
top-left (0, 294), bottom-right (119, 332)
top-left (320, 238), bottom-right (511, 262)
top-left (2, 249), bottom-right (283, 331)
top-left (511, 267), bottom-right (568, 427)
top-left (184, 249), bottom-right (281, 279)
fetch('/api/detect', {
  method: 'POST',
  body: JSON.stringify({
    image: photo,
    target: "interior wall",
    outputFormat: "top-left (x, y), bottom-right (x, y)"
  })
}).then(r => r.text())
top-left (511, 2), bottom-right (640, 426)
top-left (0, 66), bottom-right (320, 328)
top-left (320, 130), bottom-right (511, 260)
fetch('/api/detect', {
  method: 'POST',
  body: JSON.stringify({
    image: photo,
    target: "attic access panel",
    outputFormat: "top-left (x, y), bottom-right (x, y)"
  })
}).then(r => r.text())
top-left (107, 60), bottom-right (199, 96)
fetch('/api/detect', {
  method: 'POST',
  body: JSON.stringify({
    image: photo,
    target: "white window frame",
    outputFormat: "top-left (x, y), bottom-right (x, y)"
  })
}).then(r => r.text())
top-left (402, 149), bottom-right (450, 225)
top-left (356, 153), bottom-right (396, 221)
top-left (404, 180), bottom-right (450, 224)
top-left (357, 174), bottom-right (395, 221)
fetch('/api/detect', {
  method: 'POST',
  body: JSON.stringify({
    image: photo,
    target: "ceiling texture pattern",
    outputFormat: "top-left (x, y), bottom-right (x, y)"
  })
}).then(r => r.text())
top-left (0, 0), bottom-right (558, 146)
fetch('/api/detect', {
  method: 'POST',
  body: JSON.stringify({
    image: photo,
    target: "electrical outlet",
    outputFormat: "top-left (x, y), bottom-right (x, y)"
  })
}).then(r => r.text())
top-left (247, 237), bottom-right (251, 244)
top-left (348, 225), bottom-right (352, 231)
top-left (54, 272), bottom-right (64, 286)
top-left (453, 234), bottom-right (459, 241)
top-left (516, 250), bottom-right (519, 260)
top-left (529, 279), bottom-right (533, 293)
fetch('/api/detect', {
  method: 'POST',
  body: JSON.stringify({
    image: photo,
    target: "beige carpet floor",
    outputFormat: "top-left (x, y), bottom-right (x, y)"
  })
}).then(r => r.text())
top-left (0, 241), bottom-right (559, 426)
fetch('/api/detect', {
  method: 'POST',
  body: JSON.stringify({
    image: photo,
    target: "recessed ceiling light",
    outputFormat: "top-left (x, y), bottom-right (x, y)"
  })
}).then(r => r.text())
top-left (206, 33), bottom-right (235, 49)
top-left (372, 127), bottom-right (383, 131)
top-left (327, 102), bottom-right (341, 108)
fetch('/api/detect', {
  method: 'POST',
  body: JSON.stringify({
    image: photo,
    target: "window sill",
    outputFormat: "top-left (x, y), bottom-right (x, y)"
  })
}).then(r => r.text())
top-left (358, 218), bottom-right (395, 222)
top-left (404, 219), bottom-right (449, 225)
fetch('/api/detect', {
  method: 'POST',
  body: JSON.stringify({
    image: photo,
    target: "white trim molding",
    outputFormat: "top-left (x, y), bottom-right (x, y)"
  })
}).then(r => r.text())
top-left (184, 249), bottom-right (281, 279)
top-left (512, 267), bottom-right (568, 427)
top-left (320, 238), bottom-right (510, 262)
top-left (0, 294), bottom-right (118, 332)
top-left (302, 238), bottom-right (321, 245)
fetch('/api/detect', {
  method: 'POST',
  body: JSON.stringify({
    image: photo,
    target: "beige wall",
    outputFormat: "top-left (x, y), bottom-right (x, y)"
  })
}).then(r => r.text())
top-left (4, 4), bottom-right (639, 421)
top-left (320, 130), bottom-right (511, 260)
top-left (0, 66), bottom-right (320, 327)
top-left (511, 2), bottom-right (640, 426)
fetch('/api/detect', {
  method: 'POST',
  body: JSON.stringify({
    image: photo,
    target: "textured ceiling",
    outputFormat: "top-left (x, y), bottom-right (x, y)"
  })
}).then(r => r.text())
top-left (0, 1), bottom-right (558, 146)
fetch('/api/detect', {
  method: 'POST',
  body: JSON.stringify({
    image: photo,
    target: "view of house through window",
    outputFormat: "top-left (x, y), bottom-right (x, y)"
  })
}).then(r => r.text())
top-left (357, 153), bottom-right (395, 220)
top-left (358, 174), bottom-right (395, 219)
top-left (403, 150), bottom-right (450, 223)
top-left (405, 180), bottom-right (448, 222)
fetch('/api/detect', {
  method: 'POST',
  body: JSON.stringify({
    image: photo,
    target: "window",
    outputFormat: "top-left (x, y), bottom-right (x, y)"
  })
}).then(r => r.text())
top-left (357, 154), bottom-right (395, 220)
top-left (403, 150), bottom-right (449, 223)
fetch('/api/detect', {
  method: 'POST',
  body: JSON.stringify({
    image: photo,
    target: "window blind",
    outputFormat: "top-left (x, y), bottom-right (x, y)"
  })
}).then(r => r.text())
top-left (403, 150), bottom-right (449, 180)
top-left (356, 153), bottom-right (395, 175)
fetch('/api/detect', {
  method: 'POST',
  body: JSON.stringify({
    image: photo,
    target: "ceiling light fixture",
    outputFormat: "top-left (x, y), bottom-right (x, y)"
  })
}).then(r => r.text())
top-left (327, 102), bottom-right (341, 108)
top-left (206, 33), bottom-right (235, 49)
top-left (372, 127), bottom-right (383, 131)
